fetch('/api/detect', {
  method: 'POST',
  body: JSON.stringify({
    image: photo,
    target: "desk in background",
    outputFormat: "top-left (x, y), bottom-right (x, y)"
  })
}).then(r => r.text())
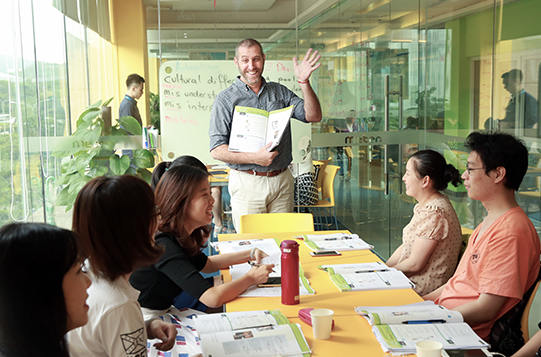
top-left (208, 166), bottom-right (229, 187)
top-left (218, 230), bottom-right (421, 356)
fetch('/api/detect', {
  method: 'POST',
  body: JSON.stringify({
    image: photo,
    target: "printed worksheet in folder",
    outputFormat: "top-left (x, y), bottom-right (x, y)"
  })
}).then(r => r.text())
top-left (211, 238), bottom-right (315, 297)
top-left (303, 233), bottom-right (373, 251)
top-left (323, 265), bottom-right (414, 292)
top-left (353, 302), bottom-right (489, 354)
top-left (193, 310), bottom-right (311, 357)
top-left (228, 105), bottom-right (294, 152)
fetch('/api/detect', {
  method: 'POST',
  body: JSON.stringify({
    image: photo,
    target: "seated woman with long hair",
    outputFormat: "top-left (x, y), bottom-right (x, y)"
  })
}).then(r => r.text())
top-left (387, 149), bottom-right (463, 296)
top-left (130, 165), bottom-right (273, 317)
top-left (151, 155), bottom-right (226, 233)
top-left (0, 222), bottom-right (91, 357)
top-left (67, 175), bottom-right (176, 356)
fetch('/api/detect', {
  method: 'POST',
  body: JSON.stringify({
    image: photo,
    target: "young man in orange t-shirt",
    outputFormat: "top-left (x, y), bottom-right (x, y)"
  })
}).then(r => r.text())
top-left (424, 132), bottom-right (540, 340)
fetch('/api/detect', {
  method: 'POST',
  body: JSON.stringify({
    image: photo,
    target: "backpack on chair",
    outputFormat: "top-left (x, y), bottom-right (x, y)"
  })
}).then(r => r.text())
top-left (489, 267), bottom-right (541, 356)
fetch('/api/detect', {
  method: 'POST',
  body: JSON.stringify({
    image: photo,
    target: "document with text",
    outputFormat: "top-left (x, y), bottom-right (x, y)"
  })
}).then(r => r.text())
top-left (228, 105), bottom-right (294, 152)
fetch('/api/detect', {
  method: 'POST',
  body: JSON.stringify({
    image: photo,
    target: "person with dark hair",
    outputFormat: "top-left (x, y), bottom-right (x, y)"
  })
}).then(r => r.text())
top-left (151, 155), bottom-right (226, 233)
top-left (68, 175), bottom-right (177, 356)
top-left (130, 165), bottom-right (273, 317)
top-left (386, 149), bottom-right (462, 296)
top-left (335, 109), bottom-right (359, 180)
top-left (484, 69), bottom-right (538, 131)
top-left (0, 222), bottom-right (90, 357)
top-left (209, 38), bottom-right (322, 231)
top-left (119, 73), bottom-right (145, 126)
top-left (425, 132), bottom-right (540, 342)
top-left (151, 155), bottom-right (208, 189)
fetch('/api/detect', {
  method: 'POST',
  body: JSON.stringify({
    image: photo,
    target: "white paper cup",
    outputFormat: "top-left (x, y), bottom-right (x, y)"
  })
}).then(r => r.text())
top-left (416, 340), bottom-right (443, 357)
top-left (310, 308), bottom-right (334, 340)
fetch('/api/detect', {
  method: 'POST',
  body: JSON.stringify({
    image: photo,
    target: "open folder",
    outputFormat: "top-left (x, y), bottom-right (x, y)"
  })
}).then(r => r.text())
top-left (228, 105), bottom-right (294, 152)
top-left (354, 302), bottom-right (490, 354)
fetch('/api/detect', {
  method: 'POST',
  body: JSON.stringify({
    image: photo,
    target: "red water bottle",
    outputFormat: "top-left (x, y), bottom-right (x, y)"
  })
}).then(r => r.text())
top-left (281, 240), bottom-right (299, 305)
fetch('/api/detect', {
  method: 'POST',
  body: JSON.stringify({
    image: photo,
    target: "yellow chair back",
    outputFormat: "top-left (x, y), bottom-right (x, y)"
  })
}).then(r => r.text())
top-left (521, 277), bottom-right (541, 340)
top-left (320, 164), bottom-right (340, 206)
top-left (239, 213), bottom-right (314, 234)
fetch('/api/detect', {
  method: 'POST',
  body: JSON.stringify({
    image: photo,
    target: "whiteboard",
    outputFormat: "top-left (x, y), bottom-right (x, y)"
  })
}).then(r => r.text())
top-left (159, 60), bottom-right (307, 164)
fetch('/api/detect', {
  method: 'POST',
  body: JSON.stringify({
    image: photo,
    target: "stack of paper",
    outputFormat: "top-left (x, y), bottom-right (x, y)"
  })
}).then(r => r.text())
top-left (320, 263), bottom-right (414, 292)
top-left (303, 233), bottom-right (373, 251)
top-left (212, 238), bottom-right (315, 297)
top-left (355, 301), bottom-right (463, 325)
top-left (147, 308), bottom-right (204, 357)
top-left (354, 302), bottom-right (490, 354)
top-left (193, 310), bottom-right (311, 357)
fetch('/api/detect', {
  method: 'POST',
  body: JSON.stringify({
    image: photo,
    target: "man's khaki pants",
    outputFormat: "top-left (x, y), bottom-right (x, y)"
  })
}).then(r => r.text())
top-left (228, 169), bottom-right (294, 232)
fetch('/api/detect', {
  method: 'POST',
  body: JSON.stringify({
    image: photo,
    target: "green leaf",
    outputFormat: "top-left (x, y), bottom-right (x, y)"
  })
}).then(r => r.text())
top-left (66, 173), bottom-right (91, 194)
top-left (74, 120), bottom-right (102, 142)
top-left (89, 99), bottom-right (103, 108)
top-left (56, 186), bottom-right (74, 208)
top-left (118, 116), bottom-right (142, 135)
top-left (136, 168), bottom-right (152, 183)
top-left (110, 126), bottom-right (123, 136)
top-left (125, 166), bottom-right (137, 175)
top-left (87, 165), bottom-right (108, 178)
top-left (76, 107), bottom-right (101, 127)
top-left (102, 97), bottom-right (114, 107)
top-left (60, 155), bottom-right (91, 176)
top-left (109, 155), bottom-right (130, 175)
top-left (133, 149), bottom-right (155, 168)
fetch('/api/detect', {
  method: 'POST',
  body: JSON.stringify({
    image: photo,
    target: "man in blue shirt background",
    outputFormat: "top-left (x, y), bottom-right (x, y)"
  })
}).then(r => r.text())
top-left (119, 73), bottom-right (145, 126)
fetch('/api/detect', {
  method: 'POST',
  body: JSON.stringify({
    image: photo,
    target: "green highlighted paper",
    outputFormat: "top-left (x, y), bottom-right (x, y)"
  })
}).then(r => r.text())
top-left (354, 302), bottom-right (489, 354)
top-left (228, 105), bottom-right (294, 152)
top-left (194, 310), bottom-right (312, 357)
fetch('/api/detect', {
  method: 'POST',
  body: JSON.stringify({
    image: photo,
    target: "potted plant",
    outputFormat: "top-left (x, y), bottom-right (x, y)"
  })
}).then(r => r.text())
top-left (55, 98), bottom-right (155, 211)
top-left (149, 92), bottom-right (160, 133)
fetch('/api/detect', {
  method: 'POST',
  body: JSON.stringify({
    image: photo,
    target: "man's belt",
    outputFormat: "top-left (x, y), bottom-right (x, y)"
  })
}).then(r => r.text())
top-left (236, 167), bottom-right (286, 177)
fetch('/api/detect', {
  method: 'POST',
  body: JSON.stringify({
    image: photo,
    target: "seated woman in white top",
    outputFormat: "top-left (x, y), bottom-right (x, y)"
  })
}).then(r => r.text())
top-left (67, 175), bottom-right (177, 356)
top-left (0, 222), bottom-right (91, 357)
top-left (387, 149), bottom-right (463, 296)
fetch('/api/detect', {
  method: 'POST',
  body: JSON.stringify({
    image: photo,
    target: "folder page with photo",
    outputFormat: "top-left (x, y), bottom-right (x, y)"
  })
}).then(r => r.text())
top-left (303, 233), bottom-right (373, 251)
top-left (326, 268), bottom-right (414, 292)
top-left (353, 302), bottom-right (489, 354)
top-left (193, 311), bottom-right (311, 357)
top-left (211, 238), bottom-right (315, 297)
top-left (354, 301), bottom-right (463, 325)
top-left (319, 262), bottom-right (390, 275)
top-left (228, 105), bottom-right (294, 152)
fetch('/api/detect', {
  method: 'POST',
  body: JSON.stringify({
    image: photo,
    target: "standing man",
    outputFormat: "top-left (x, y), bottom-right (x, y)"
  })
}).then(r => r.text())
top-left (485, 69), bottom-right (538, 131)
top-left (424, 132), bottom-right (540, 342)
top-left (119, 73), bottom-right (145, 126)
top-left (209, 39), bottom-right (322, 231)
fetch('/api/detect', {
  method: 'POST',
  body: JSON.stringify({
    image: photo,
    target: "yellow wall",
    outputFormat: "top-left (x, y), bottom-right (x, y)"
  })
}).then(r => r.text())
top-left (109, 0), bottom-right (149, 125)
top-left (148, 57), bottom-right (160, 95)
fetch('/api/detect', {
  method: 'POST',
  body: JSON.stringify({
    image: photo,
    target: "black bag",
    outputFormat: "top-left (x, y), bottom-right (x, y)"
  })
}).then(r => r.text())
top-left (294, 172), bottom-right (318, 206)
top-left (489, 267), bottom-right (541, 356)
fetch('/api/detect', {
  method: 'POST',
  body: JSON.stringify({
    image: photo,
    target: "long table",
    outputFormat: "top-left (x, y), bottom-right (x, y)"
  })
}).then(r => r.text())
top-left (218, 230), bottom-right (422, 356)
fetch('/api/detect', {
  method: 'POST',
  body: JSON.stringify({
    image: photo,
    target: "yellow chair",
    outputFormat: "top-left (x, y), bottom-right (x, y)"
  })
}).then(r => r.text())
top-left (296, 164), bottom-right (340, 230)
top-left (238, 213), bottom-right (315, 234)
top-left (521, 274), bottom-right (541, 341)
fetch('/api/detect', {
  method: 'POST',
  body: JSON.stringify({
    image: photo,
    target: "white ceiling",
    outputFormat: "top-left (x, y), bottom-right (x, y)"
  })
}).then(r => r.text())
top-left (143, 0), bottom-right (513, 59)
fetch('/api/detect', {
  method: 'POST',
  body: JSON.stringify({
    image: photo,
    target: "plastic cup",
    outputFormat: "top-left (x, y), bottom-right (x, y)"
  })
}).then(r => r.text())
top-left (309, 308), bottom-right (334, 340)
top-left (416, 340), bottom-right (443, 357)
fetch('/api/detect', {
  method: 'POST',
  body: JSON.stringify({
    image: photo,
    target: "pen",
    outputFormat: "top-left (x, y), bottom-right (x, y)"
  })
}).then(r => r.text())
top-left (402, 319), bottom-right (446, 324)
top-left (249, 261), bottom-right (276, 272)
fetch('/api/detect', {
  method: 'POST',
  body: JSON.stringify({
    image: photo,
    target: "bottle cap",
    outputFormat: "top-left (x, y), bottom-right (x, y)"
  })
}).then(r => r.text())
top-left (280, 240), bottom-right (299, 253)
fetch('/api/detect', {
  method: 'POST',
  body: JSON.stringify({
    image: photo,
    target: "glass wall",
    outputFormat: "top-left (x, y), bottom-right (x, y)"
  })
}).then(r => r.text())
top-left (0, 0), bottom-right (114, 227)
top-left (2, 0), bottom-right (539, 259)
